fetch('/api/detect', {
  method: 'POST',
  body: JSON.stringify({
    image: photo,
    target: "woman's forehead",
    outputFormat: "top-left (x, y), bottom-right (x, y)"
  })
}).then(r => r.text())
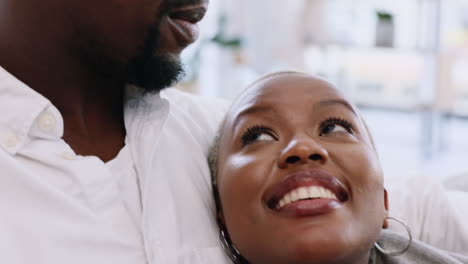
top-left (227, 74), bottom-right (349, 123)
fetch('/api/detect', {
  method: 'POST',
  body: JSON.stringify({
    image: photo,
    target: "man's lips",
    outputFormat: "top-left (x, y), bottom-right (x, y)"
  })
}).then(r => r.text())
top-left (264, 170), bottom-right (349, 213)
top-left (168, 5), bottom-right (207, 46)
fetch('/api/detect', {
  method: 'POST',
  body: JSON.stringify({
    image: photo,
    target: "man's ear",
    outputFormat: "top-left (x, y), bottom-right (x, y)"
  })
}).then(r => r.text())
top-left (382, 189), bottom-right (389, 228)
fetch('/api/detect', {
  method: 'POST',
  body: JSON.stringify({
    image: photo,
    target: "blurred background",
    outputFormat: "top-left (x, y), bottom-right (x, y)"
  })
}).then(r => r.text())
top-left (177, 0), bottom-right (468, 181)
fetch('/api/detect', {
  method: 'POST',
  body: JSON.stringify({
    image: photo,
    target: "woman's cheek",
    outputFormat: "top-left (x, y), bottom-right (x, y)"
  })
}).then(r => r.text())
top-left (220, 152), bottom-right (276, 217)
top-left (220, 154), bottom-right (263, 201)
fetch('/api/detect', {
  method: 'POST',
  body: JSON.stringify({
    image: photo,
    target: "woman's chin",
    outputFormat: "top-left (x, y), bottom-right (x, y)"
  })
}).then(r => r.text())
top-left (246, 241), bottom-right (372, 264)
top-left (235, 218), bottom-right (377, 264)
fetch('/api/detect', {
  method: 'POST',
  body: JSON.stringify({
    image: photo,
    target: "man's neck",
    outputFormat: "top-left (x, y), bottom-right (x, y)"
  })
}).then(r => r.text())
top-left (0, 1), bottom-right (126, 161)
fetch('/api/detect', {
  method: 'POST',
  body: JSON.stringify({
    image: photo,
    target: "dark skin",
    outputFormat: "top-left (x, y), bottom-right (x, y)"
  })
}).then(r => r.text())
top-left (0, 0), bottom-right (208, 161)
top-left (216, 73), bottom-right (389, 264)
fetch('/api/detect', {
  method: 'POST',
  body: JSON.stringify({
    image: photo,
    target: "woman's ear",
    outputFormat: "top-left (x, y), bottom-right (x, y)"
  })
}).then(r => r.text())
top-left (382, 189), bottom-right (389, 228)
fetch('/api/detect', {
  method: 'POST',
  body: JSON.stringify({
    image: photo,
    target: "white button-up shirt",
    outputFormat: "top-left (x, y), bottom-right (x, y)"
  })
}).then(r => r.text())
top-left (0, 66), bottom-right (231, 263)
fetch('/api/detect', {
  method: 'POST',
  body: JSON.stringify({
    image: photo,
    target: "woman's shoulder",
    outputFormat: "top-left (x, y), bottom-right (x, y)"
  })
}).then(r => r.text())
top-left (371, 230), bottom-right (468, 264)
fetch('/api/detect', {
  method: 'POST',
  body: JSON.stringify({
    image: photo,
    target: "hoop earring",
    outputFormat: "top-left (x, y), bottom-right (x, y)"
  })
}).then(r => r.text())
top-left (375, 216), bottom-right (412, 256)
top-left (220, 228), bottom-right (248, 264)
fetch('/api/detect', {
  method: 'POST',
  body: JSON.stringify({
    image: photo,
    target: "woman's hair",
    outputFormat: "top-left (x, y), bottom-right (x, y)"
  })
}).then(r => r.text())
top-left (208, 131), bottom-right (221, 188)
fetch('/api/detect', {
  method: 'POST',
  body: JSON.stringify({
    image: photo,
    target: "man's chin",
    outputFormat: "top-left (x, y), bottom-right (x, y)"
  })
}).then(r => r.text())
top-left (127, 54), bottom-right (184, 94)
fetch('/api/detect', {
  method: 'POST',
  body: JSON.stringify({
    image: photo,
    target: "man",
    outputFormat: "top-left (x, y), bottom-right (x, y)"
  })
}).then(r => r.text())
top-left (0, 0), bottom-right (230, 263)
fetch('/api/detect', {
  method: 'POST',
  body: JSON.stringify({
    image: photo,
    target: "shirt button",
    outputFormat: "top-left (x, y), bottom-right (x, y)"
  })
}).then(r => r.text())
top-left (38, 112), bottom-right (56, 132)
top-left (5, 134), bottom-right (19, 148)
top-left (62, 152), bottom-right (76, 161)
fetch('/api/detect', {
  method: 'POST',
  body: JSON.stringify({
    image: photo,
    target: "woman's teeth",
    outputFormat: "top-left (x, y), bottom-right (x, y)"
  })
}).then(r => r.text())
top-left (276, 186), bottom-right (338, 209)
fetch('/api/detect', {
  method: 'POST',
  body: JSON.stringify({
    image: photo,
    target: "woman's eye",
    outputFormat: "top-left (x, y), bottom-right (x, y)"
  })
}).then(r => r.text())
top-left (320, 118), bottom-right (353, 136)
top-left (241, 125), bottom-right (276, 146)
top-left (255, 133), bottom-right (275, 142)
top-left (321, 124), bottom-right (348, 134)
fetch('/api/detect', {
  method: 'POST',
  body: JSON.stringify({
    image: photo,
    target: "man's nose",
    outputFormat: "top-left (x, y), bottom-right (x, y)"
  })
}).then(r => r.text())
top-left (277, 136), bottom-right (328, 169)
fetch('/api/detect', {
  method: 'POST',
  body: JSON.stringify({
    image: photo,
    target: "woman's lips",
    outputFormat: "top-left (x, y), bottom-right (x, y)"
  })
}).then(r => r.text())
top-left (264, 170), bottom-right (349, 217)
top-left (278, 199), bottom-right (343, 218)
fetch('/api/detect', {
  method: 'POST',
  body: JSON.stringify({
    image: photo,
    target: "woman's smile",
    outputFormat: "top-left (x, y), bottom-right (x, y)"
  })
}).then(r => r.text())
top-left (264, 169), bottom-right (349, 218)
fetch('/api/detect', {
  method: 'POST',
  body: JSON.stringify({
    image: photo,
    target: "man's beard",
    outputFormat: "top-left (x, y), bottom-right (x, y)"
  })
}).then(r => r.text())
top-left (76, 22), bottom-right (184, 94)
top-left (125, 24), bottom-right (184, 93)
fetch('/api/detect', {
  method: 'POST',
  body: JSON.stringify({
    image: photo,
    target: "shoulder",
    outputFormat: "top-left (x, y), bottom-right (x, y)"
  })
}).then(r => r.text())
top-left (161, 88), bottom-right (230, 108)
top-left (387, 174), bottom-right (468, 254)
top-left (159, 88), bottom-right (231, 149)
top-left (373, 230), bottom-right (468, 264)
top-left (161, 88), bottom-right (230, 122)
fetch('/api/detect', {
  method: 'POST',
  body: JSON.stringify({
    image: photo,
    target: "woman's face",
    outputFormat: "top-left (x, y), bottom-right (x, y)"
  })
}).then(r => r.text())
top-left (216, 74), bottom-right (388, 264)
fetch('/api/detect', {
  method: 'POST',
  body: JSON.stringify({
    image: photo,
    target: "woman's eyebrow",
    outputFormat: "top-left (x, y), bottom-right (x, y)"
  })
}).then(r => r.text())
top-left (314, 99), bottom-right (358, 117)
top-left (232, 104), bottom-right (279, 129)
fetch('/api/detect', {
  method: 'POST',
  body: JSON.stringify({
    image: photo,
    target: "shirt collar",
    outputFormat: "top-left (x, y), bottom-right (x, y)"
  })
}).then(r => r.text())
top-left (0, 66), bottom-right (64, 155)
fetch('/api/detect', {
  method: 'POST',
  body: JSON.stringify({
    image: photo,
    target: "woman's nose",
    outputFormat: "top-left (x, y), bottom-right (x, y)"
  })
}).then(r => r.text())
top-left (277, 137), bottom-right (328, 169)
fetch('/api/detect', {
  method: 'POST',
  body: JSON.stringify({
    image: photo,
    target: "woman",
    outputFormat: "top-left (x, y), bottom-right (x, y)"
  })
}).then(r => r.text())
top-left (209, 72), bottom-right (468, 264)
